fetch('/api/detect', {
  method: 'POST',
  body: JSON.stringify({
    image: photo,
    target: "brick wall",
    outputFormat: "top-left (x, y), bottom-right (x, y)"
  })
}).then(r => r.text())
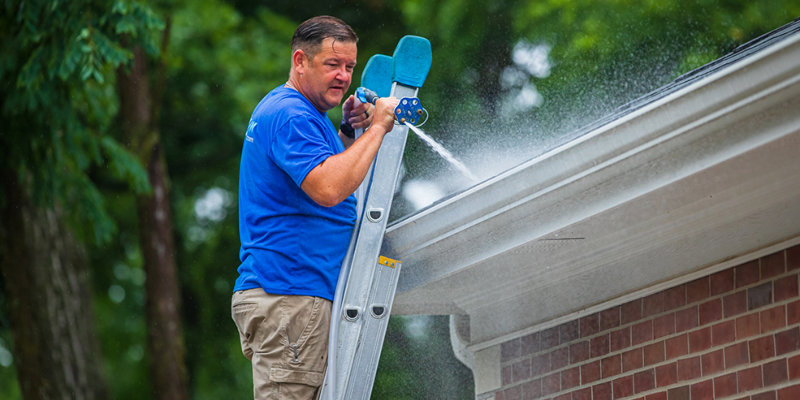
top-left (493, 244), bottom-right (800, 400)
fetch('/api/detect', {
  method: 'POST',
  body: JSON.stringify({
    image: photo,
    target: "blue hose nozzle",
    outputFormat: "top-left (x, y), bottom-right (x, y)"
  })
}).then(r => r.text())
top-left (356, 87), bottom-right (426, 126)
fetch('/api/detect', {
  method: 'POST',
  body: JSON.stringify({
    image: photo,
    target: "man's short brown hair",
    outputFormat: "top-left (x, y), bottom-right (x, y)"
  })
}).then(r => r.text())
top-left (291, 16), bottom-right (358, 60)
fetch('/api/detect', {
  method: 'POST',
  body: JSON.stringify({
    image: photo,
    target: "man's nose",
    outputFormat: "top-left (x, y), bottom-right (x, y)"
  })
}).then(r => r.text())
top-left (336, 66), bottom-right (351, 82)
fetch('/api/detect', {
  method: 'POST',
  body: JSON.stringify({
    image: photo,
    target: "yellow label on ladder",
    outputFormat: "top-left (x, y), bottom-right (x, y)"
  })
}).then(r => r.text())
top-left (377, 255), bottom-right (400, 268)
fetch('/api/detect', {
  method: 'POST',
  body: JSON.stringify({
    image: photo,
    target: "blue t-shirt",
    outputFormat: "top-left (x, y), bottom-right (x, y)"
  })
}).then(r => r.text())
top-left (234, 85), bottom-right (357, 300)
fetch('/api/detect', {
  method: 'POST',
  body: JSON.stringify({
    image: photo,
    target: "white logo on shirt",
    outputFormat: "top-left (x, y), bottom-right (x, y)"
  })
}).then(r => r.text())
top-left (245, 120), bottom-right (257, 143)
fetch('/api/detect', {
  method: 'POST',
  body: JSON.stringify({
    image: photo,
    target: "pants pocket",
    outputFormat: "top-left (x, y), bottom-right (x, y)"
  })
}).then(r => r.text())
top-left (232, 289), bottom-right (282, 360)
top-left (269, 366), bottom-right (324, 387)
top-left (232, 301), bottom-right (258, 360)
top-left (281, 296), bottom-right (331, 374)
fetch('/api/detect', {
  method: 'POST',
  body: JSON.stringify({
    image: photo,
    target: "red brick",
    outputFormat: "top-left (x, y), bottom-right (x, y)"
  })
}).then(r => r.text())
top-left (581, 360), bottom-right (601, 385)
top-left (749, 335), bottom-right (775, 363)
top-left (646, 392), bottom-right (667, 400)
top-left (653, 313), bottom-right (676, 339)
top-left (711, 269), bottom-right (735, 295)
top-left (622, 348), bottom-right (643, 372)
top-left (776, 327), bottom-right (800, 356)
top-left (665, 285), bottom-right (687, 311)
top-left (748, 282), bottom-right (774, 311)
top-left (691, 379), bottom-right (714, 400)
top-left (762, 251), bottom-right (786, 279)
top-left (678, 356), bottom-right (701, 381)
top-left (542, 372), bottom-right (560, 396)
top-left (644, 342), bottom-right (665, 366)
top-left (789, 355), bottom-right (800, 380)
top-left (522, 378), bottom-right (541, 399)
top-left (699, 298), bottom-right (722, 325)
top-left (551, 346), bottom-right (569, 369)
top-left (531, 353), bottom-right (549, 377)
top-left (521, 332), bottom-right (540, 355)
top-left (739, 365), bottom-right (764, 392)
top-left (724, 291), bottom-right (748, 317)
top-left (499, 385), bottom-right (521, 400)
top-left (572, 387), bottom-right (592, 400)
top-left (754, 391), bottom-right (777, 400)
top-left (778, 384), bottom-right (800, 400)
top-left (644, 291), bottom-right (666, 317)
top-left (632, 321), bottom-right (653, 346)
top-left (561, 366), bottom-right (579, 390)
top-left (667, 385), bottom-right (690, 400)
top-left (737, 260), bottom-right (761, 288)
top-left (611, 327), bottom-right (631, 352)
top-left (789, 300), bottom-right (800, 325)
top-left (725, 342), bottom-right (750, 368)
top-left (502, 338), bottom-right (522, 361)
top-left (591, 334), bottom-right (610, 358)
top-left (666, 334), bottom-right (688, 360)
top-left (580, 313), bottom-right (599, 338)
top-left (552, 393), bottom-right (570, 400)
top-left (635, 369), bottom-right (656, 394)
top-left (593, 382), bottom-right (612, 400)
top-left (762, 305), bottom-right (787, 333)
top-left (689, 327), bottom-right (712, 353)
top-left (676, 306), bottom-right (699, 332)
top-left (789, 245), bottom-right (800, 270)
top-left (714, 372), bottom-right (738, 398)
top-left (614, 375), bottom-right (634, 398)
top-left (502, 364), bottom-right (513, 385)
top-left (774, 275), bottom-right (799, 302)
top-left (560, 320), bottom-right (580, 343)
top-left (712, 320), bottom-right (735, 346)
top-left (512, 358), bottom-right (531, 382)
top-left (701, 349), bottom-right (724, 376)
top-left (570, 341), bottom-right (590, 364)
top-left (622, 300), bottom-right (643, 324)
top-left (736, 313), bottom-right (761, 339)
top-left (602, 354), bottom-right (621, 379)
top-left (600, 307), bottom-right (621, 331)
top-left (763, 359), bottom-right (788, 386)
top-left (656, 362), bottom-right (677, 387)
top-left (687, 277), bottom-right (710, 304)
top-left (541, 326), bottom-right (559, 350)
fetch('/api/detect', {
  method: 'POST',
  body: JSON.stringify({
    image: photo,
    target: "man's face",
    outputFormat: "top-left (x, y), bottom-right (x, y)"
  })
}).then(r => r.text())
top-left (297, 37), bottom-right (357, 112)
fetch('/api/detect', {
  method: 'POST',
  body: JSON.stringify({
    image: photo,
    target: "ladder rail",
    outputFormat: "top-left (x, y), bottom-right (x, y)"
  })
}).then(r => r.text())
top-left (335, 83), bottom-right (417, 399)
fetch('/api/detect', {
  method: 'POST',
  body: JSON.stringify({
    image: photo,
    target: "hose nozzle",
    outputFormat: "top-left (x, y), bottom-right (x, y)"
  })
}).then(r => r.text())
top-left (356, 87), bottom-right (427, 126)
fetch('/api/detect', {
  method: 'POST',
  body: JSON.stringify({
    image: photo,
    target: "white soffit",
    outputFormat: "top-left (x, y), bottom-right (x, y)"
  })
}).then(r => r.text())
top-left (382, 24), bottom-right (800, 348)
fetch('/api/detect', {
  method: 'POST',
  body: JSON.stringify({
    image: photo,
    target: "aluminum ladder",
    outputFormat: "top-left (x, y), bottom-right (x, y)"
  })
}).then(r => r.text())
top-left (321, 35), bottom-right (432, 400)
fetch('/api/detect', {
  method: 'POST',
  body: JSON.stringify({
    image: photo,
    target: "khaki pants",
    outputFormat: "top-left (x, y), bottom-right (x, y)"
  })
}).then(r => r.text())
top-left (232, 288), bottom-right (331, 400)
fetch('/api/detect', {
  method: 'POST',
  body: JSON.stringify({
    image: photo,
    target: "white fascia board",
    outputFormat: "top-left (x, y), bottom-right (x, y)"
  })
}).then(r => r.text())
top-left (382, 30), bottom-right (800, 345)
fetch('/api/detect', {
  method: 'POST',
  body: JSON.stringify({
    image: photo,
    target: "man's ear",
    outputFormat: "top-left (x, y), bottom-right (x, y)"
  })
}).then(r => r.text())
top-left (292, 49), bottom-right (307, 74)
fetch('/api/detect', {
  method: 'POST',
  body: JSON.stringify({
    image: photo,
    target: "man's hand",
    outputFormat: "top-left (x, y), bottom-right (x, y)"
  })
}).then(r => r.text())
top-left (371, 96), bottom-right (400, 134)
top-left (341, 95), bottom-right (374, 130)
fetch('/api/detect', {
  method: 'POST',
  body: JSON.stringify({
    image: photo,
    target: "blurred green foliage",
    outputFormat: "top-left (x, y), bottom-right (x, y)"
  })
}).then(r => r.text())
top-left (1, 0), bottom-right (798, 399)
top-left (0, 0), bottom-right (161, 244)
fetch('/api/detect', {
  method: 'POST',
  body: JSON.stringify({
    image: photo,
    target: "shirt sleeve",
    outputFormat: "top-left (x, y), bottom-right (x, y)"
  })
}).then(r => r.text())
top-left (269, 115), bottom-right (335, 188)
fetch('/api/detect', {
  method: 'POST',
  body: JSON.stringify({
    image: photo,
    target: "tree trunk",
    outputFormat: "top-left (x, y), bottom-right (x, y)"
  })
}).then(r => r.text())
top-left (117, 44), bottom-right (189, 400)
top-left (0, 171), bottom-right (109, 400)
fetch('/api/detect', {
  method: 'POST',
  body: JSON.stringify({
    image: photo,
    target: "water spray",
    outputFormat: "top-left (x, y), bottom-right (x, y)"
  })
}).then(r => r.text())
top-left (356, 86), bottom-right (477, 183)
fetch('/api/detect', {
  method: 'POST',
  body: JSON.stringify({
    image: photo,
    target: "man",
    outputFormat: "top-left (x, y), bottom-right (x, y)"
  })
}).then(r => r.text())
top-left (231, 16), bottom-right (399, 399)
